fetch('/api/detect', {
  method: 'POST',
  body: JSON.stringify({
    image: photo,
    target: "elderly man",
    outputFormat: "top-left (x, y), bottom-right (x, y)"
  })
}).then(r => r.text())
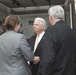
top-left (38, 5), bottom-right (76, 75)
top-left (29, 17), bottom-right (46, 75)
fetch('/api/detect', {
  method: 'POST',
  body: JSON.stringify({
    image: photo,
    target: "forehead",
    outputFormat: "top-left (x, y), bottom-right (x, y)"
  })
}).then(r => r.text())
top-left (34, 20), bottom-right (40, 24)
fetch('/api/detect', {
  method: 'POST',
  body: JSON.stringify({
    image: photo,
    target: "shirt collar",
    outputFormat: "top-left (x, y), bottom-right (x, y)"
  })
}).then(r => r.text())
top-left (38, 31), bottom-right (45, 37)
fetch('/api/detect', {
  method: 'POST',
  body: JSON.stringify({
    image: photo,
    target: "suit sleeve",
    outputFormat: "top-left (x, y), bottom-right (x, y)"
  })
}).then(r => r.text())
top-left (38, 27), bottom-right (57, 75)
top-left (19, 35), bottom-right (34, 61)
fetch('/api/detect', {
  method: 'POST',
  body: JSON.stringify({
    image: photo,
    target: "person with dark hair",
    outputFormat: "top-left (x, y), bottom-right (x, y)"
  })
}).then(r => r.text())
top-left (0, 14), bottom-right (34, 75)
top-left (38, 5), bottom-right (76, 75)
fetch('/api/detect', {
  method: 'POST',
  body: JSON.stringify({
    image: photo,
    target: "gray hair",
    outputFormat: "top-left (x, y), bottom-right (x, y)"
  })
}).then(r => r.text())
top-left (48, 5), bottom-right (64, 19)
top-left (34, 17), bottom-right (46, 30)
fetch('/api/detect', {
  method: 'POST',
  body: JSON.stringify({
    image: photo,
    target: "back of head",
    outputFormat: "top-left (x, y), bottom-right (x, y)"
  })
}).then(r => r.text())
top-left (4, 14), bottom-right (20, 30)
top-left (48, 5), bottom-right (64, 19)
top-left (34, 17), bottom-right (46, 30)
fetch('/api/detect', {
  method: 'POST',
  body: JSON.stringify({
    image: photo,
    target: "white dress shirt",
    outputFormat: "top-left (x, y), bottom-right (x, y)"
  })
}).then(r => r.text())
top-left (34, 31), bottom-right (45, 52)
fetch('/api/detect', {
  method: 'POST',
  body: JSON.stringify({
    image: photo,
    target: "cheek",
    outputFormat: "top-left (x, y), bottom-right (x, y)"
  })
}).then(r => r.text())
top-left (49, 18), bottom-right (52, 24)
top-left (18, 25), bottom-right (21, 30)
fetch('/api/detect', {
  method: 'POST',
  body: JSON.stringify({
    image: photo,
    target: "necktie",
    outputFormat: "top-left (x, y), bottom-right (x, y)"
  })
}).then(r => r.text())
top-left (34, 35), bottom-right (39, 52)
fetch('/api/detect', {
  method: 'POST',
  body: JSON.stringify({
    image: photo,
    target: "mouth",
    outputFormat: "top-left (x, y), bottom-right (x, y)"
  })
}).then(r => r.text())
top-left (33, 28), bottom-right (36, 30)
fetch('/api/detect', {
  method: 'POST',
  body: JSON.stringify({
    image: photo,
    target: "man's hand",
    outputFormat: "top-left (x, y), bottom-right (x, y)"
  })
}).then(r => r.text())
top-left (33, 56), bottom-right (40, 64)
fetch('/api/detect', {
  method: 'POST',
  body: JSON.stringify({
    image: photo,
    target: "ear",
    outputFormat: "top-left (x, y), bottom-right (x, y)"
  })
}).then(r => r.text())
top-left (17, 23), bottom-right (19, 26)
top-left (42, 25), bottom-right (45, 30)
top-left (14, 24), bottom-right (17, 31)
top-left (15, 24), bottom-right (18, 27)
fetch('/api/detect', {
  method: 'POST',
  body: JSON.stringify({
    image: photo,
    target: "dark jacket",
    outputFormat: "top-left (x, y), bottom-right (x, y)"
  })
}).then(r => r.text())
top-left (38, 20), bottom-right (76, 75)
top-left (29, 34), bottom-right (44, 75)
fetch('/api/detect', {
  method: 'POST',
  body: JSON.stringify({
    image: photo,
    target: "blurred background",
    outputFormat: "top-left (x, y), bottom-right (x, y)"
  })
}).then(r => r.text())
top-left (0, 0), bottom-right (75, 38)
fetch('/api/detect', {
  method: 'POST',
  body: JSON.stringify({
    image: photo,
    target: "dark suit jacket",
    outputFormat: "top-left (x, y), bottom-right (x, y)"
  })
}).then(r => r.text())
top-left (38, 20), bottom-right (76, 75)
top-left (29, 34), bottom-right (44, 75)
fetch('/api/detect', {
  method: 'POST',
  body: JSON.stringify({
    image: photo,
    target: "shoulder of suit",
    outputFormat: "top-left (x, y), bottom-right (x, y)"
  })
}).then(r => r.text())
top-left (9, 32), bottom-right (25, 39)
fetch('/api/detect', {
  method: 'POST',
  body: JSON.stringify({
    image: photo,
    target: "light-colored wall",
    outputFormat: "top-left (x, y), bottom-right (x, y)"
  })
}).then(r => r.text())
top-left (0, 11), bottom-right (7, 21)
top-left (0, 3), bottom-right (10, 24)
top-left (74, 0), bottom-right (76, 29)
